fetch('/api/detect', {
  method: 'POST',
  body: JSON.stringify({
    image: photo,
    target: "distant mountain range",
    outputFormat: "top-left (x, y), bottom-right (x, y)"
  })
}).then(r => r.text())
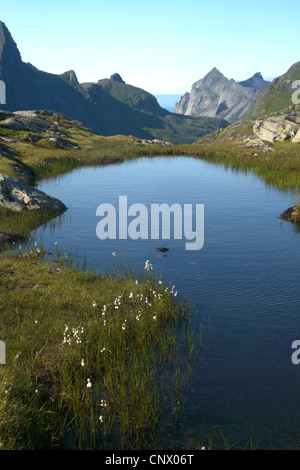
top-left (175, 68), bottom-right (271, 123)
top-left (0, 21), bottom-right (228, 144)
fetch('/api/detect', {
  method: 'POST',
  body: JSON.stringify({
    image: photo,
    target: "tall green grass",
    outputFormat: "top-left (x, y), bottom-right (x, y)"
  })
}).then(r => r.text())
top-left (0, 249), bottom-right (200, 450)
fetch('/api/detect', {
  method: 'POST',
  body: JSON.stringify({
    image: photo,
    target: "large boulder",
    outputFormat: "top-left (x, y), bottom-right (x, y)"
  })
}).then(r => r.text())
top-left (253, 115), bottom-right (300, 143)
top-left (0, 174), bottom-right (67, 213)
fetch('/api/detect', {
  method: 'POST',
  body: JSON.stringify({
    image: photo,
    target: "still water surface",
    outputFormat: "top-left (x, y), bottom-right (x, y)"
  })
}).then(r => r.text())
top-left (28, 156), bottom-right (300, 448)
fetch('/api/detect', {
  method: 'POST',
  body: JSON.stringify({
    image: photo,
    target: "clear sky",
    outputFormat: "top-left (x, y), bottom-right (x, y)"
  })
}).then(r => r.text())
top-left (1, 0), bottom-right (299, 94)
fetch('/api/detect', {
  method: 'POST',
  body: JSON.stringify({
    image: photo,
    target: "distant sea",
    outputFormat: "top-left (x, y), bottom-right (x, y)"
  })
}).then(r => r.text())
top-left (154, 94), bottom-right (183, 113)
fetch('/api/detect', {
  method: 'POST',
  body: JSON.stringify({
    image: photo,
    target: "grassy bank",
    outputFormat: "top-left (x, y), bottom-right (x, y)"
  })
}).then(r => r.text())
top-left (0, 116), bottom-right (170, 182)
top-left (0, 249), bottom-right (198, 450)
top-left (175, 141), bottom-right (300, 192)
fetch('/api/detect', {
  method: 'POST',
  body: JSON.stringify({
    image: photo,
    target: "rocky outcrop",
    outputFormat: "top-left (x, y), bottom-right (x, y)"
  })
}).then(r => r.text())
top-left (242, 137), bottom-right (277, 153)
top-left (110, 73), bottom-right (125, 84)
top-left (0, 110), bottom-right (89, 148)
top-left (0, 174), bottom-right (67, 213)
top-left (175, 68), bottom-right (270, 124)
top-left (129, 136), bottom-right (173, 147)
top-left (253, 109), bottom-right (300, 143)
top-left (60, 70), bottom-right (80, 88)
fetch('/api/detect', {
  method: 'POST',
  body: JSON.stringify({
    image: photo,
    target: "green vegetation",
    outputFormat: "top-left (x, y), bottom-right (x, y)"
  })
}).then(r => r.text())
top-left (0, 206), bottom-right (64, 242)
top-left (247, 61), bottom-right (300, 118)
top-left (292, 204), bottom-right (300, 222)
top-left (0, 250), bottom-right (198, 449)
top-left (175, 141), bottom-right (300, 192)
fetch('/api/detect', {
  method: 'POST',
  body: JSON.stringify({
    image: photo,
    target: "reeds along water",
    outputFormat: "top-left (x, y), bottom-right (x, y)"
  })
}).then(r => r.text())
top-left (0, 246), bottom-right (201, 450)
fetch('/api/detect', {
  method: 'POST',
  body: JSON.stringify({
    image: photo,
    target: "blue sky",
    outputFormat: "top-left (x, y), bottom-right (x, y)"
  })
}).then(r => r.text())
top-left (1, 0), bottom-right (299, 93)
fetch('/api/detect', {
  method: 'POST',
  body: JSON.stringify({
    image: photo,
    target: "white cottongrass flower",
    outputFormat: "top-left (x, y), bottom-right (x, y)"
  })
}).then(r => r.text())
top-left (87, 378), bottom-right (92, 388)
top-left (99, 415), bottom-right (103, 423)
top-left (153, 316), bottom-right (157, 321)
top-left (144, 260), bottom-right (153, 271)
top-left (92, 301), bottom-right (97, 307)
top-left (63, 325), bottom-right (84, 345)
top-left (81, 359), bottom-right (85, 367)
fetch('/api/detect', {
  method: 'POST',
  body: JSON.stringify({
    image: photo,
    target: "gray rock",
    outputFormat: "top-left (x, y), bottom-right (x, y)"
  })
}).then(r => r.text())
top-left (253, 116), bottom-right (299, 143)
top-left (0, 174), bottom-right (67, 213)
top-left (242, 137), bottom-right (277, 152)
top-left (1, 115), bottom-right (51, 133)
top-left (129, 135), bottom-right (173, 147)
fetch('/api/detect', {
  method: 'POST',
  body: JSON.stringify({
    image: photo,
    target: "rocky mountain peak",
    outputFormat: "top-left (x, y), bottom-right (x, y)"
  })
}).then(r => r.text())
top-left (60, 70), bottom-right (79, 88)
top-left (0, 21), bottom-right (22, 74)
top-left (110, 73), bottom-right (125, 84)
top-left (198, 67), bottom-right (225, 84)
top-left (239, 72), bottom-right (270, 91)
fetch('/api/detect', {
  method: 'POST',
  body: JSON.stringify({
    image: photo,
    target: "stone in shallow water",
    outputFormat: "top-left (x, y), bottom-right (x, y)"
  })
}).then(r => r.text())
top-left (280, 204), bottom-right (300, 222)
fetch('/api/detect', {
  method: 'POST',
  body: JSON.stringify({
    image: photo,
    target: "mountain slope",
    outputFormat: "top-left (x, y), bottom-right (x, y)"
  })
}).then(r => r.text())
top-left (247, 62), bottom-right (300, 118)
top-left (175, 68), bottom-right (270, 123)
top-left (0, 21), bottom-right (228, 144)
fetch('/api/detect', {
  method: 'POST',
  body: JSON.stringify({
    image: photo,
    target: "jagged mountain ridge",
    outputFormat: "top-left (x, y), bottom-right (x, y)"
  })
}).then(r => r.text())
top-left (175, 68), bottom-right (270, 123)
top-left (0, 21), bottom-right (228, 144)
